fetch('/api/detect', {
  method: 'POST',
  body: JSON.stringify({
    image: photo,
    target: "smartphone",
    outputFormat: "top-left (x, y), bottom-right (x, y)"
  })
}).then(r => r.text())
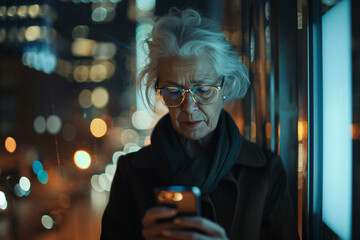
top-left (154, 186), bottom-right (201, 217)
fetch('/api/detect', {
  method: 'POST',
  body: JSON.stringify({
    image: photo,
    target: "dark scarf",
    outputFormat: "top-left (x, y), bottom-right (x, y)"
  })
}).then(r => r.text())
top-left (151, 110), bottom-right (243, 195)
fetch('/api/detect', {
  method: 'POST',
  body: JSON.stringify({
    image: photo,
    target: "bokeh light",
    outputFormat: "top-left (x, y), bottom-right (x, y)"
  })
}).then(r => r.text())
top-left (124, 143), bottom-right (141, 153)
top-left (105, 164), bottom-right (116, 182)
top-left (91, 175), bottom-right (103, 192)
top-left (14, 184), bottom-right (29, 197)
top-left (39, 26), bottom-right (48, 40)
top-left (91, 87), bottom-right (109, 108)
top-left (74, 150), bottom-right (91, 169)
top-left (132, 110), bottom-right (156, 130)
top-left (98, 173), bottom-right (111, 191)
top-left (17, 5), bottom-right (28, 18)
top-left (5, 137), bottom-right (16, 153)
top-left (101, 61), bottom-right (115, 78)
top-left (32, 161), bottom-right (43, 175)
top-left (7, 6), bottom-right (17, 18)
top-left (28, 4), bottom-right (40, 18)
top-left (62, 123), bottom-right (77, 142)
top-left (121, 129), bottom-right (139, 145)
top-left (72, 38), bottom-right (96, 57)
top-left (89, 64), bottom-right (107, 82)
top-left (41, 215), bottom-right (54, 230)
top-left (0, 6), bottom-right (5, 19)
top-left (94, 43), bottom-right (116, 60)
top-left (74, 65), bottom-right (89, 82)
top-left (112, 151), bottom-right (125, 165)
top-left (34, 115), bottom-right (46, 134)
top-left (136, 0), bottom-right (156, 11)
top-left (90, 118), bottom-right (107, 138)
top-left (92, 7), bottom-right (107, 22)
top-left (0, 191), bottom-right (7, 210)
top-left (39, 5), bottom-right (51, 17)
top-left (19, 176), bottom-right (31, 192)
top-left (78, 89), bottom-right (92, 108)
top-left (37, 170), bottom-right (49, 184)
top-left (47, 115), bottom-right (62, 134)
top-left (25, 25), bottom-right (40, 41)
top-left (72, 25), bottom-right (89, 39)
top-left (107, 127), bottom-right (123, 148)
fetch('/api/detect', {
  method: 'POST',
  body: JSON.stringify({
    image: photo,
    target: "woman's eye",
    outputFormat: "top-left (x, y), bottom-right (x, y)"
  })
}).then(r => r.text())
top-left (196, 87), bottom-right (212, 94)
top-left (166, 88), bottom-right (181, 94)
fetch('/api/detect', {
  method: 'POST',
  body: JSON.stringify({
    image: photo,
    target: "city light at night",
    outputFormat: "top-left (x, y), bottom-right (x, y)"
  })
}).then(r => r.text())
top-left (90, 118), bottom-right (107, 138)
top-left (5, 137), bottom-right (16, 153)
top-left (74, 150), bottom-right (91, 170)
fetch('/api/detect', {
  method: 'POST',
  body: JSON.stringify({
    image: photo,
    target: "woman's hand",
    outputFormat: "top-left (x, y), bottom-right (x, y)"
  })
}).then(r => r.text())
top-left (142, 207), bottom-right (229, 240)
top-left (142, 206), bottom-right (179, 239)
top-left (163, 216), bottom-right (229, 240)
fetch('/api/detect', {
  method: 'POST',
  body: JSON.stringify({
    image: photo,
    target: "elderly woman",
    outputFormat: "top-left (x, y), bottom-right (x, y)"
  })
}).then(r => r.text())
top-left (101, 9), bottom-right (298, 240)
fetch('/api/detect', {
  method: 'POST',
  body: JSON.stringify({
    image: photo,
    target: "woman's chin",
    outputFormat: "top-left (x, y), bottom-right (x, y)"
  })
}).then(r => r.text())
top-left (178, 129), bottom-right (209, 140)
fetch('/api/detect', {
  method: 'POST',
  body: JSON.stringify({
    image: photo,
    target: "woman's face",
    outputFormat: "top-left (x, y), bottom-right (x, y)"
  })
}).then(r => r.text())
top-left (158, 55), bottom-right (225, 140)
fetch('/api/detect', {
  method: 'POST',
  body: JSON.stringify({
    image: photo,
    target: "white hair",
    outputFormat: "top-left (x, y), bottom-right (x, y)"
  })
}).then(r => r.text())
top-left (137, 8), bottom-right (250, 111)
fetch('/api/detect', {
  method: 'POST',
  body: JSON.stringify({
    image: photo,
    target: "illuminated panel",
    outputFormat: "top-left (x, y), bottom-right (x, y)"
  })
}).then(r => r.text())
top-left (321, 0), bottom-right (352, 238)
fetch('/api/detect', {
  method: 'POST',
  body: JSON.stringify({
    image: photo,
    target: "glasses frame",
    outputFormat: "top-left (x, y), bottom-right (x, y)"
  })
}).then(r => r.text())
top-left (155, 77), bottom-right (224, 107)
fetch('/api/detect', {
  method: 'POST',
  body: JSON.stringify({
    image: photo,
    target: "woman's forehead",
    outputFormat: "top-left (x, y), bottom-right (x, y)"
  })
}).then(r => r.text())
top-left (158, 55), bottom-right (218, 84)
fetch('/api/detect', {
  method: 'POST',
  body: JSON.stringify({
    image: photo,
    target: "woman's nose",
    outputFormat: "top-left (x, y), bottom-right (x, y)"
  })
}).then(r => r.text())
top-left (181, 92), bottom-right (199, 113)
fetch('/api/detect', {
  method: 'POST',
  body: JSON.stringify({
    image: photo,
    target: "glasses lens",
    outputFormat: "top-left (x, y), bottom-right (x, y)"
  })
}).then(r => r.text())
top-left (161, 88), bottom-right (183, 106)
top-left (192, 87), bottom-right (218, 104)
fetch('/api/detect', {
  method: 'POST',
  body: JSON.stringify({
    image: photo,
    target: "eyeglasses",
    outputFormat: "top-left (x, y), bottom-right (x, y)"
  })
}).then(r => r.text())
top-left (155, 77), bottom-right (224, 107)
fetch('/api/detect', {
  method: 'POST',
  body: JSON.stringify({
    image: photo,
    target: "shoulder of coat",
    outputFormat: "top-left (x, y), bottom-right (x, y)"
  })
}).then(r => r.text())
top-left (236, 139), bottom-right (268, 168)
top-left (118, 145), bottom-right (155, 169)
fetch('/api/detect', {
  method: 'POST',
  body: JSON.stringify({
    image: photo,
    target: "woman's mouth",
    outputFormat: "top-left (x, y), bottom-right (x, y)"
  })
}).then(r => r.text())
top-left (182, 121), bottom-right (202, 128)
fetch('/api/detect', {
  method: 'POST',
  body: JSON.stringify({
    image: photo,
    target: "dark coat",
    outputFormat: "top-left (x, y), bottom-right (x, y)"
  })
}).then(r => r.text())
top-left (101, 138), bottom-right (299, 240)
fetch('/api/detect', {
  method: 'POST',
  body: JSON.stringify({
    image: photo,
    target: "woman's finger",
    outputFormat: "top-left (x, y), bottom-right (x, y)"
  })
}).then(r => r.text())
top-left (142, 221), bottom-right (176, 238)
top-left (142, 206), bottom-right (177, 226)
top-left (173, 217), bottom-right (227, 237)
top-left (142, 206), bottom-right (179, 239)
